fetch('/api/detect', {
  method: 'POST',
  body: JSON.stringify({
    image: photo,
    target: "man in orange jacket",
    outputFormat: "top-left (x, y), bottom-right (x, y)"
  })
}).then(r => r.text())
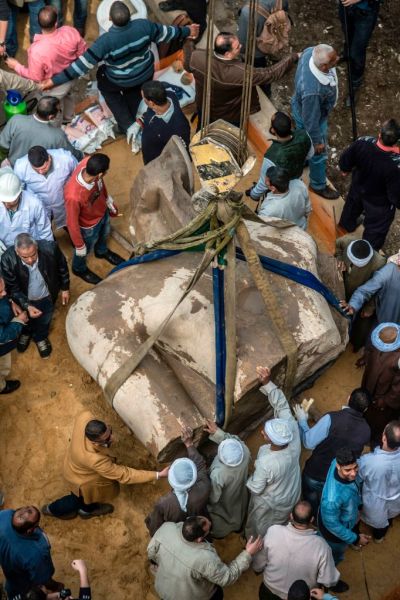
top-left (42, 411), bottom-right (169, 519)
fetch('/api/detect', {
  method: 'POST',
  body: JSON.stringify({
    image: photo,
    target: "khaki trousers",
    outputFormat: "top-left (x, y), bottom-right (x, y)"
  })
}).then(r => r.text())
top-left (37, 80), bottom-right (75, 125)
top-left (0, 69), bottom-right (38, 95)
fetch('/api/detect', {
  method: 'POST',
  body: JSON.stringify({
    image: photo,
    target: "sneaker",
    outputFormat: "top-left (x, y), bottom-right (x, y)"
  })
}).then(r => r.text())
top-left (94, 249), bottom-right (124, 266)
top-left (330, 580), bottom-right (350, 593)
top-left (78, 503), bottom-right (114, 519)
top-left (72, 268), bottom-right (102, 285)
top-left (17, 333), bottom-right (31, 353)
top-left (41, 504), bottom-right (77, 520)
top-left (309, 185), bottom-right (340, 200)
top-left (0, 380), bottom-right (21, 394)
top-left (374, 536), bottom-right (385, 544)
top-left (36, 338), bottom-right (52, 359)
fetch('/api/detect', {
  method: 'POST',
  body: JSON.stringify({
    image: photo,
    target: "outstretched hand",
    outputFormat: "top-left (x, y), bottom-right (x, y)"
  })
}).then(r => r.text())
top-left (245, 535), bottom-right (264, 556)
top-left (181, 425), bottom-right (194, 448)
top-left (39, 78), bottom-right (55, 91)
top-left (256, 366), bottom-right (271, 386)
top-left (339, 300), bottom-right (355, 316)
top-left (204, 419), bottom-right (218, 435)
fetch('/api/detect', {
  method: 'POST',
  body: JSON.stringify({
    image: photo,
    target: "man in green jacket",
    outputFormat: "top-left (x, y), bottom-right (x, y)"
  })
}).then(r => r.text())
top-left (147, 516), bottom-right (262, 599)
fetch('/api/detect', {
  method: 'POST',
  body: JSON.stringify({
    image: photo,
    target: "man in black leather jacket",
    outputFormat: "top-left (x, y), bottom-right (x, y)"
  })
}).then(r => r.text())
top-left (0, 232), bottom-right (69, 359)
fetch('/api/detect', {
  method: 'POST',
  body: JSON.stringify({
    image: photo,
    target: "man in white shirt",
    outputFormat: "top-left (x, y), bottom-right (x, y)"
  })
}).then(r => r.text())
top-left (253, 500), bottom-right (343, 599)
top-left (359, 420), bottom-right (400, 542)
top-left (14, 146), bottom-right (77, 230)
top-left (245, 366), bottom-right (301, 538)
top-left (258, 166), bottom-right (312, 230)
top-left (0, 167), bottom-right (53, 249)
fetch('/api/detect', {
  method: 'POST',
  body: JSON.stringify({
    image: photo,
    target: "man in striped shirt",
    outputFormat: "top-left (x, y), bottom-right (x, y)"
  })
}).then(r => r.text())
top-left (41, 1), bottom-right (199, 135)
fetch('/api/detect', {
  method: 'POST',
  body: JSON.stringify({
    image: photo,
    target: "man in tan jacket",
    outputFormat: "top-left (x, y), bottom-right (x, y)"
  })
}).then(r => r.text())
top-left (42, 410), bottom-right (169, 520)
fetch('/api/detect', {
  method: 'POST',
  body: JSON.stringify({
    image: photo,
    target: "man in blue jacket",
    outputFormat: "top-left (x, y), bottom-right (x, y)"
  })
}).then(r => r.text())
top-left (138, 80), bottom-right (191, 165)
top-left (318, 448), bottom-right (370, 567)
top-left (41, 1), bottom-right (199, 135)
top-left (0, 274), bottom-right (28, 395)
top-left (291, 44), bottom-right (339, 200)
top-left (0, 507), bottom-right (62, 597)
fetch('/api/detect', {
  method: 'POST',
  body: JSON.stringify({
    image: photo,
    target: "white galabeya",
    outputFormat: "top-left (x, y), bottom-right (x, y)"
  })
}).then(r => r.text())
top-left (0, 167), bottom-right (22, 203)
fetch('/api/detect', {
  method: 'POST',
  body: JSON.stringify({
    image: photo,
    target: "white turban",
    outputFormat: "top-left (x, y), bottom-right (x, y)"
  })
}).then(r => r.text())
top-left (218, 439), bottom-right (244, 467)
top-left (346, 240), bottom-right (373, 268)
top-left (264, 418), bottom-right (293, 446)
top-left (168, 458), bottom-right (197, 511)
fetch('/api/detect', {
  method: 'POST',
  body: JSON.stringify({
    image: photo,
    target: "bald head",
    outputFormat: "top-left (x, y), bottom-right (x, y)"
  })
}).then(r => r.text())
top-left (379, 326), bottom-right (398, 345)
top-left (292, 500), bottom-right (313, 526)
top-left (312, 44), bottom-right (338, 73)
top-left (38, 5), bottom-right (58, 30)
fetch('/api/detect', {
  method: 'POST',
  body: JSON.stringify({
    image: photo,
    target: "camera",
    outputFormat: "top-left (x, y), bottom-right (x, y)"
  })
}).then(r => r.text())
top-left (59, 589), bottom-right (72, 599)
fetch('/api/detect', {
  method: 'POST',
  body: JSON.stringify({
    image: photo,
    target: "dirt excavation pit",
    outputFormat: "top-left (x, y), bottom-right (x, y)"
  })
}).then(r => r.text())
top-left (1, 0), bottom-right (400, 599)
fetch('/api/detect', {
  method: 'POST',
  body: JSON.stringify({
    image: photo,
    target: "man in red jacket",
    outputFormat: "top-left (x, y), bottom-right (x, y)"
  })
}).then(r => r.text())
top-left (64, 153), bottom-right (123, 284)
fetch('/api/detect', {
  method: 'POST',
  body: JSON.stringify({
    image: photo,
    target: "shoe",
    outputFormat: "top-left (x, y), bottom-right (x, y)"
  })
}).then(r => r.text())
top-left (374, 536), bottom-right (385, 544)
top-left (350, 543), bottom-right (362, 551)
top-left (72, 268), bottom-right (102, 285)
top-left (36, 338), bottom-right (52, 359)
top-left (0, 491), bottom-right (4, 506)
top-left (0, 380), bottom-right (21, 394)
top-left (78, 503), bottom-right (114, 519)
top-left (94, 249), bottom-right (124, 266)
top-left (159, 0), bottom-right (185, 11)
top-left (330, 580), bottom-right (350, 593)
top-left (309, 185), bottom-right (340, 200)
top-left (41, 504), bottom-right (78, 520)
top-left (17, 333), bottom-right (31, 353)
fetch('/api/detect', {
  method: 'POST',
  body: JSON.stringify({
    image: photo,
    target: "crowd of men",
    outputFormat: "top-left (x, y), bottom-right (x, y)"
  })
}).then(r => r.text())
top-left (0, 0), bottom-right (399, 598)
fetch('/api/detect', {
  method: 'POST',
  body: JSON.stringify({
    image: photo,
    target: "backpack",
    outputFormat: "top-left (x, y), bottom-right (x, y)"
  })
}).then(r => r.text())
top-left (255, 0), bottom-right (291, 58)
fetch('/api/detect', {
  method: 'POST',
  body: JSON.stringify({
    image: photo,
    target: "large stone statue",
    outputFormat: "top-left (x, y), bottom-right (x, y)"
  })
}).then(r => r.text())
top-left (66, 137), bottom-right (347, 460)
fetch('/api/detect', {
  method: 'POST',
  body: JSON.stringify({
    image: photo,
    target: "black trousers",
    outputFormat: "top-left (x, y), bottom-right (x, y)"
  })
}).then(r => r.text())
top-left (183, 0), bottom-right (207, 37)
top-left (97, 65), bottom-right (144, 134)
top-left (339, 187), bottom-right (395, 250)
top-left (259, 582), bottom-right (281, 600)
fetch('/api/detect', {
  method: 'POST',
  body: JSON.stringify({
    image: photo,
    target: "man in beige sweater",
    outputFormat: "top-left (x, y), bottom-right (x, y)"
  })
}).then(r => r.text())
top-left (253, 500), bottom-right (342, 599)
top-left (41, 411), bottom-right (169, 519)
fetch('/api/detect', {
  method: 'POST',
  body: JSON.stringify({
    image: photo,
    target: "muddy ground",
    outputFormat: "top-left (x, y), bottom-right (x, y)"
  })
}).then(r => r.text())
top-left (0, 1), bottom-right (399, 599)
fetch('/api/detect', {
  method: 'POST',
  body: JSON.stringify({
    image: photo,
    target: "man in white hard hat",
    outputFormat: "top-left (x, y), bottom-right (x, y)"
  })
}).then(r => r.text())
top-left (245, 366), bottom-right (301, 538)
top-left (0, 168), bottom-right (53, 249)
top-left (204, 420), bottom-right (251, 539)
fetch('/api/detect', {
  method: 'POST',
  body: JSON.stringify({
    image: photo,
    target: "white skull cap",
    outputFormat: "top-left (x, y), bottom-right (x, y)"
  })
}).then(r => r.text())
top-left (264, 418), bottom-right (293, 445)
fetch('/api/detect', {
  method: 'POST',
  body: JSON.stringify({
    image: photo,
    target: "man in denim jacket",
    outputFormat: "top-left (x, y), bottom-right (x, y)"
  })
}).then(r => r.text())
top-left (291, 45), bottom-right (339, 200)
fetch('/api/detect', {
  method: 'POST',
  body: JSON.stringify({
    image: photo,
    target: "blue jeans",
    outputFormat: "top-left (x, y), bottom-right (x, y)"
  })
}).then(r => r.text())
top-left (72, 212), bottom-right (110, 273)
top-left (6, 0), bottom-right (45, 57)
top-left (302, 472), bottom-right (325, 518)
top-left (46, 0), bottom-right (88, 30)
top-left (339, 4), bottom-right (380, 88)
top-left (326, 539), bottom-right (348, 565)
top-left (26, 296), bottom-right (54, 342)
top-left (292, 104), bottom-right (328, 190)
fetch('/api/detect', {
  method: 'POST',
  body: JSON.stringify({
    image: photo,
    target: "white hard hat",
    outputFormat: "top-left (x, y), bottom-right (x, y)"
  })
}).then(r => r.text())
top-left (0, 167), bottom-right (22, 203)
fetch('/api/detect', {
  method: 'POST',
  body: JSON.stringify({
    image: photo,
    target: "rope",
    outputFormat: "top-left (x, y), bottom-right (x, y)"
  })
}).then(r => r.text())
top-left (239, 0), bottom-right (259, 163)
top-left (236, 219), bottom-right (298, 397)
top-left (200, 0), bottom-right (215, 137)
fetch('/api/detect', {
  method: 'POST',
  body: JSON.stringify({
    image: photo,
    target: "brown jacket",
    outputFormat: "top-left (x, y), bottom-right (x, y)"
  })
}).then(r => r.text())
top-left (63, 411), bottom-right (157, 503)
top-left (362, 348), bottom-right (400, 410)
top-left (183, 40), bottom-right (298, 124)
top-left (145, 446), bottom-right (211, 537)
